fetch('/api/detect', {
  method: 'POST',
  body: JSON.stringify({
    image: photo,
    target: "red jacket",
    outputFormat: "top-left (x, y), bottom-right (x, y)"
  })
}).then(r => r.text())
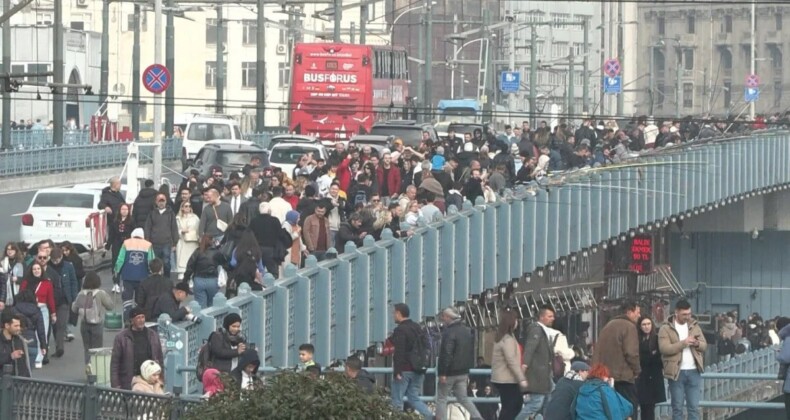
top-left (21, 278), bottom-right (55, 314)
top-left (336, 157), bottom-right (352, 192)
top-left (377, 165), bottom-right (402, 197)
top-left (284, 195), bottom-right (299, 209)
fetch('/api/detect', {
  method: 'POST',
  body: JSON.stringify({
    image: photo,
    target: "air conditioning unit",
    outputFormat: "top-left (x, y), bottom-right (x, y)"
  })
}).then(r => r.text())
top-left (76, 0), bottom-right (88, 7)
top-left (276, 44), bottom-right (287, 55)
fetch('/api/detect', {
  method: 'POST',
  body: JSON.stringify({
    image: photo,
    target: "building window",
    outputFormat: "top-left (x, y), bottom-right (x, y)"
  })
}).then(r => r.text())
top-left (656, 82), bottom-right (665, 106)
top-left (37, 13), bottom-right (53, 25)
top-left (71, 21), bottom-right (85, 30)
top-left (687, 16), bottom-right (695, 34)
top-left (552, 42), bottom-right (568, 58)
top-left (777, 14), bottom-right (783, 31)
top-left (536, 41), bottom-right (545, 56)
top-left (278, 62), bottom-right (290, 88)
top-left (573, 42), bottom-right (584, 56)
top-left (27, 63), bottom-right (49, 83)
top-left (721, 49), bottom-right (733, 70)
top-left (206, 18), bottom-right (228, 45)
top-left (657, 17), bottom-right (665, 35)
top-left (127, 14), bottom-right (135, 32)
top-left (241, 62), bottom-right (257, 88)
top-left (242, 20), bottom-right (257, 45)
top-left (772, 48), bottom-right (783, 69)
top-left (683, 83), bottom-right (693, 108)
top-left (278, 20), bottom-right (288, 45)
top-left (684, 49), bottom-right (694, 70)
top-left (775, 83), bottom-right (782, 107)
top-left (724, 81), bottom-right (731, 108)
top-left (205, 61), bottom-right (227, 88)
top-left (551, 13), bottom-right (571, 28)
top-left (724, 15), bottom-right (732, 33)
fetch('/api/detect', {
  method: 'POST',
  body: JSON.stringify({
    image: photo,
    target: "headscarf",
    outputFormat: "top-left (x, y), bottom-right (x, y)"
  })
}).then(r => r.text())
top-left (140, 360), bottom-right (161, 383)
top-left (285, 211), bottom-right (300, 226)
top-left (202, 368), bottom-right (224, 397)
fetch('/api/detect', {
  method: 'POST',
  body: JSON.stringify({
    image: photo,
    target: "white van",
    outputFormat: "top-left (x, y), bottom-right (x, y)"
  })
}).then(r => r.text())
top-left (181, 114), bottom-right (250, 167)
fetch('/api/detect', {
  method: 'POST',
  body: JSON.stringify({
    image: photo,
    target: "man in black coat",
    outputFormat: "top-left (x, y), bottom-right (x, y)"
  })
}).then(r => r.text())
top-left (248, 203), bottom-right (292, 277)
top-left (135, 259), bottom-right (173, 320)
top-left (150, 282), bottom-right (191, 322)
top-left (0, 311), bottom-right (30, 377)
top-left (542, 361), bottom-right (590, 420)
top-left (435, 307), bottom-right (482, 420)
top-left (390, 303), bottom-right (433, 419)
top-left (98, 177), bottom-right (125, 216)
top-left (336, 213), bottom-right (366, 254)
top-left (133, 180), bottom-right (159, 228)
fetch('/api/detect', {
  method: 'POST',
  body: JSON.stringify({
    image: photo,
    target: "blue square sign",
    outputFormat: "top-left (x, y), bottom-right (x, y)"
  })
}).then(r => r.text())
top-left (500, 71), bottom-right (520, 93)
top-left (603, 76), bottom-right (622, 95)
top-left (745, 87), bottom-right (760, 103)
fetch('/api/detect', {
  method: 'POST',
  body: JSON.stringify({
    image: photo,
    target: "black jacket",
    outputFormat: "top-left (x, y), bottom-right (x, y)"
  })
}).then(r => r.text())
top-left (150, 291), bottom-right (189, 322)
top-left (437, 319), bottom-right (475, 376)
top-left (231, 349), bottom-right (261, 389)
top-left (133, 188), bottom-right (159, 229)
top-left (144, 208), bottom-right (179, 247)
top-left (353, 369), bottom-right (376, 394)
top-left (208, 329), bottom-right (246, 373)
top-left (44, 265), bottom-right (66, 306)
top-left (136, 274), bottom-right (174, 320)
top-left (240, 197), bottom-right (262, 225)
top-left (98, 186), bottom-right (126, 216)
top-left (248, 214), bottom-right (292, 251)
top-left (336, 222), bottom-right (362, 254)
top-left (542, 376), bottom-right (584, 420)
top-left (183, 248), bottom-right (223, 281)
top-left (391, 318), bottom-right (424, 376)
top-left (13, 302), bottom-right (46, 349)
top-left (636, 334), bottom-right (667, 405)
top-left (0, 332), bottom-right (30, 377)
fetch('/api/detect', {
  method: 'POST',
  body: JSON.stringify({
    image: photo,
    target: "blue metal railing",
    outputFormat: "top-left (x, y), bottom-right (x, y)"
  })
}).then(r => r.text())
top-left (6, 129), bottom-right (91, 149)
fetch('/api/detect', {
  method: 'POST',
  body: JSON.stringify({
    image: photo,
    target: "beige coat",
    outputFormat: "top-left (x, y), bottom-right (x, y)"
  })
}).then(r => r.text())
top-left (491, 334), bottom-right (526, 384)
top-left (658, 316), bottom-right (707, 381)
top-left (131, 376), bottom-right (165, 394)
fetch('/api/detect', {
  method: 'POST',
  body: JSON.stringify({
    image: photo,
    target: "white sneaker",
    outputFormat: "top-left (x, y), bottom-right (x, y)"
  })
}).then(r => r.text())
top-left (111, 284), bottom-right (121, 293)
top-left (35, 362), bottom-right (42, 369)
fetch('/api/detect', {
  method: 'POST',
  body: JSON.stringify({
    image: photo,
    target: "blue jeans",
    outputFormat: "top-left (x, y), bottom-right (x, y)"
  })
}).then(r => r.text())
top-left (193, 276), bottom-right (219, 308)
top-left (121, 280), bottom-right (140, 323)
top-left (668, 369), bottom-right (701, 420)
top-left (517, 393), bottom-right (547, 420)
top-left (391, 371), bottom-right (433, 419)
top-left (153, 246), bottom-right (174, 277)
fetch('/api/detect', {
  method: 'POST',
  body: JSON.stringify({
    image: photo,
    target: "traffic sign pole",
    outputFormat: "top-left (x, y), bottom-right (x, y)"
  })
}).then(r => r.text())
top-left (153, 0), bottom-right (162, 184)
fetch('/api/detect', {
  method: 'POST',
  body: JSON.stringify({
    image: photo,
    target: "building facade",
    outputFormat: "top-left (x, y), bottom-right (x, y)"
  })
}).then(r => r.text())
top-left (635, 2), bottom-right (788, 117)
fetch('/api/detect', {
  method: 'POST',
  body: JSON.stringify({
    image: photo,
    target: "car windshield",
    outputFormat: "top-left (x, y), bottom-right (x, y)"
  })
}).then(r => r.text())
top-left (370, 126), bottom-right (423, 147)
top-left (187, 123), bottom-right (234, 141)
top-left (270, 147), bottom-right (316, 164)
top-left (33, 193), bottom-right (94, 208)
top-left (216, 151), bottom-right (267, 167)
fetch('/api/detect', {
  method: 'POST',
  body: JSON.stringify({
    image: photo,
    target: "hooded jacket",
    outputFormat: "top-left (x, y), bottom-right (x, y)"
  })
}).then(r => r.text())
top-left (543, 371), bottom-right (585, 420)
top-left (658, 315), bottom-right (707, 381)
top-left (231, 349), bottom-right (261, 389)
top-left (13, 302), bottom-right (46, 349)
top-left (592, 315), bottom-right (641, 383)
top-left (133, 187), bottom-right (159, 228)
top-left (573, 378), bottom-right (633, 420)
top-left (150, 291), bottom-right (189, 322)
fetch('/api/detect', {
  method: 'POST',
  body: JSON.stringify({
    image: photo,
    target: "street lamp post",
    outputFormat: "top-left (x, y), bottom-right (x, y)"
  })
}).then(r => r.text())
top-left (449, 38), bottom-right (485, 99)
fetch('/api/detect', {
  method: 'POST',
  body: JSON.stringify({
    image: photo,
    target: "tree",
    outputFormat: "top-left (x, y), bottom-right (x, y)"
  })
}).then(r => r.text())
top-left (183, 370), bottom-right (418, 419)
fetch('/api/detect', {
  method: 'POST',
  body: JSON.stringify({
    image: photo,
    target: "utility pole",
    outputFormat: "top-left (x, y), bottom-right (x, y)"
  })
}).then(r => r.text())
top-left (750, 1), bottom-right (755, 120)
top-left (417, 14), bottom-right (423, 110)
top-left (350, 21), bottom-right (355, 43)
top-left (507, 14), bottom-right (515, 122)
top-left (529, 25), bottom-right (536, 127)
top-left (2, 0), bottom-right (10, 150)
top-left (333, 0), bottom-right (341, 42)
top-left (215, 5), bottom-right (224, 113)
top-left (53, 0), bottom-right (64, 146)
top-left (616, 1), bottom-right (624, 117)
top-left (568, 46), bottom-right (575, 117)
top-left (675, 48), bottom-right (681, 118)
top-left (359, 3), bottom-right (367, 44)
top-left (599, 4), bottom-right (606, 117)
top-left (649, 45), bottom-right (654, 116)
top-left (153, 0), bottom-right (163, 182)
top-left (423, 0), bottom-right (433, 118)
top-left (255, 0), bottom-right (265, 131)
top-left (165, 0), bottom-right (175, 137)
top-left (100, 0), bottom-right (109, 106)
top-left (132, 4), bottom-right (141, 141)
top-left (582, 17), bottom-right (589, 115)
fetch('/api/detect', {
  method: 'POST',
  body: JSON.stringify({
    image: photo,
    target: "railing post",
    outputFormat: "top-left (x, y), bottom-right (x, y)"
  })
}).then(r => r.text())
top-left (0, 365), bottom-right (14, 419)
top-left (169, 386), bottom-right (183, 420)
top-left (83, 374), bottom-right (99, 420)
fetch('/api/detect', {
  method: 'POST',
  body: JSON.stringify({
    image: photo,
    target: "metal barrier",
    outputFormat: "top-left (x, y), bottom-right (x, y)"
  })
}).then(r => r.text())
top-left (246, 130), bottom-right (287, 149)
top-left (0, 139), bottom-right (184, 178)
top-left (7, 129), bottom-right (92, 150)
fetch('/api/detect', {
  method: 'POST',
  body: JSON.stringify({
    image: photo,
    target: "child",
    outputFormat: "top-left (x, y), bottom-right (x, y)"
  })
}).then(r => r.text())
top-left (431, 146), bottom-right (446, 171)
top-left (297, 343), bottom-right (322, 374)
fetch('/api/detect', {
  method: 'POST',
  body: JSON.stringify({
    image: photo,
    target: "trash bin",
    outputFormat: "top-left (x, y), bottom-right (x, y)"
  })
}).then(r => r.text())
top-left (88, 347), bottom-right (113, 387)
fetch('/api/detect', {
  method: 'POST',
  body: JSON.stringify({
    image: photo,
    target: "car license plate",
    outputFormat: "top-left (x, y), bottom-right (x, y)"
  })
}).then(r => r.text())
top-left (45, 220), bottom-right (72, 228)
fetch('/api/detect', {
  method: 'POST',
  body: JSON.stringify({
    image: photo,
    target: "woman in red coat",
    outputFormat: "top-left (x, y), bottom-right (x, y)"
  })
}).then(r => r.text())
top-left (20, 262), bottom-right (56, 367)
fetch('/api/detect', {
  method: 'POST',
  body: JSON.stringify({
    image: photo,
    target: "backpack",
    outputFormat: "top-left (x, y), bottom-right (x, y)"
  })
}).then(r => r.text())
top-left (353, 188), bottom-right (368, 207)
top-left (569, 383), bottom-right (612, 420)
top-left (196, 331), bottom-right (217, 382)
top-left (81, 291), bottom-right (102, 325)
top-left (551, 334), bottom-right (566, 381)
top-left (408, 324), bottom-right (431, 374)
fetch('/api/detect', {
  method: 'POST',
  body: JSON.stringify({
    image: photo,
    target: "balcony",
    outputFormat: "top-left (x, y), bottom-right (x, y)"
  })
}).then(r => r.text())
top-left (715, 32), bottom-right (732, 46)
top-left (740, 31), bottom-right (752, 45)
top-left (678, 34), bottom-right (696, 47)
top-left (765, 30), bottom-right (781, 45)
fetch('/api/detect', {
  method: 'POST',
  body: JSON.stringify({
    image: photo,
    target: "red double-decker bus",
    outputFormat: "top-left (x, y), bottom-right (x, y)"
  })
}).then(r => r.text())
top-left (289, 43), bottom-right (409, 142)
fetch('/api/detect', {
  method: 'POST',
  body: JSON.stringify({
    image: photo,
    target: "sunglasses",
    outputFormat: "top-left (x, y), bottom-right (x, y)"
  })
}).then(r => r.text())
top-left (36, 256), bottom-right (48, 260)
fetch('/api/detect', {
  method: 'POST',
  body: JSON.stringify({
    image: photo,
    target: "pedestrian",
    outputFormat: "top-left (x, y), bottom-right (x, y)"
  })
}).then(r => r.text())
top-left (144, 193), bottom-right (179, 277)
top-left (344, 355), bottom-right (375, 394)
top-left (198, 187), bottom-right (232, 239)
top-left (297, 343), bottom-right (321, 372)
top-left (0, 311), bottom-right (31, 377)
top-left (133, 180), bottom-right (159, 229)
top-left (228, 231), bottom-right (266, 293)
top-left (114, 228), bottom-right (154, 322)
top-left (592, 300), bottom-right (641, 419)
top-left (135, 259), bottom-right (173, 320)
top-left (207, 313), bottom-right (247, 373)
top-left (175, 200), bottom-right (200, 281)
top-left (248, 203), bottom-right (292, 278)
top-left (231, 348), bottom-right (261, 390)
top-left (71, 272), bottom-right (113, 365)
top-left (637, 316), bottom-right (666, 420)
top-left (435, 306), bottom-right (483, 420)
top-left (60, 241), bottom-right (85, 334)
top-left (107, 203), bottom-right (133, 293)
top-left (303, 202), bottom-right (331, 261)
top-left (490, 308), bottom-right (527, 420)
top-left (658, 299), bottom-right (707, 420)
top-left (202, 368), bottom-right (224, 398)
top-left (150, 282), bottom-right (193, 322)
top-left (98, 177), bottom-right (125, 216)
top-left (573, 363), bottom-right (633, 420)
top-left (11, 290), bottom-right (46, 370)
top-left (19, 262), bottom-right (55, 368)
top-left (1, 242), bottom-right (24, 308)
top-left (517, 305), bottom-right (556, 419)
top-left (336, 212), bottom-right (367, 254)
top-left (542, 361), bottom-right (590, 420)
top-left (131, 359), bottom-right (165, 394)
top-left (390, 303), bottom-right (433, 419)
top-left (110, 307), bottom-right (163, 390)
top-left (49, 247), bottom-right (79, 354)
top-left (182, 236), bottom-right (222, 308)
top-left (775, 317), bottom-right (790, 417)
top-left (282, 210), bottom-right (305, 271)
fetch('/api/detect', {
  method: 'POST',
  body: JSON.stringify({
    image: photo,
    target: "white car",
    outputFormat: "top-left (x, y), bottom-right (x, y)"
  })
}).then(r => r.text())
top-left (181, 114), bottom-right (250, 166)
top-left (18, 186), bottom-right (125, 253)
top-left (268, 136), bottom-right (328, 179)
